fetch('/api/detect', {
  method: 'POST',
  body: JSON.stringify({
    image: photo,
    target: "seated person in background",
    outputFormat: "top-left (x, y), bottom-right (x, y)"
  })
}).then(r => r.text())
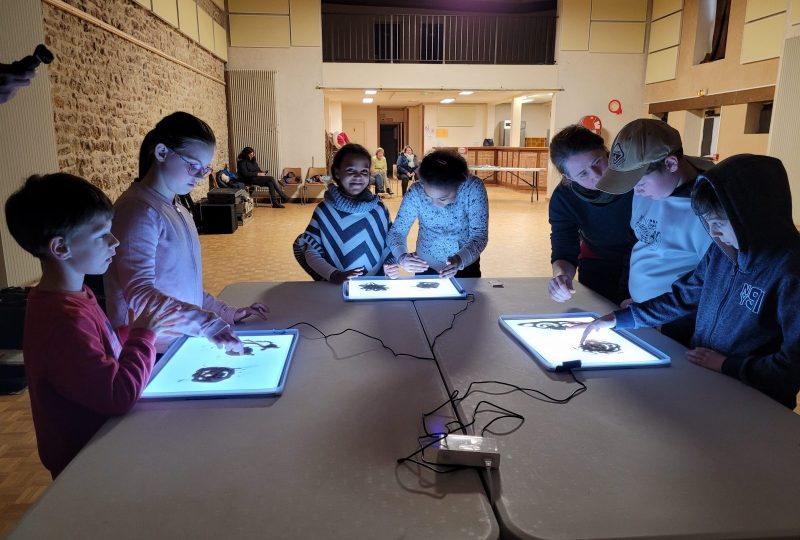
top-left (4, 173), bottom-right (183, 478)
top-left (397, 145), bottom-right (418, 196)
top-left (582, 155), bottom-right (800, 409)
top-left (547, 125), bottom-right (635, 305)
top-left (215, 165), bottom-right (245, 189)
top-left (282, 171), bottom-right (300, 185)
top-left (293, 143), bottom-right (395, 283)
top-left (370, 147), bottom-right (393, 195)
top-left (236, 146), bottom-right (289, 208)
top-left (387, 149), bottom-right (488, 279)
top-left (597, 119), bottom-right (713, 346)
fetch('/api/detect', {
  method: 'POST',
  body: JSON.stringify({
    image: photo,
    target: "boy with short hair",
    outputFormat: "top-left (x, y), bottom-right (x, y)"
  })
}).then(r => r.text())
top-left (4, 173), bottom-right (181, 478)
top-left (597, 118), bottom-right (714, 345)
top-left (584, 154), bottom-right (800, 408)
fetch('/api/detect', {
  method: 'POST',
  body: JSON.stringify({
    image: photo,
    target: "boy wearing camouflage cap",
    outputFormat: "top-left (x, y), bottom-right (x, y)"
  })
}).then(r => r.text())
top-left (597, 118), bottom-right (713, 345)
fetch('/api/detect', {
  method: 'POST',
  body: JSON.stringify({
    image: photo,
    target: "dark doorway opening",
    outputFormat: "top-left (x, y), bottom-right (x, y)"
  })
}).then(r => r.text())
top-left (380, 124), bottom-right (401, 176)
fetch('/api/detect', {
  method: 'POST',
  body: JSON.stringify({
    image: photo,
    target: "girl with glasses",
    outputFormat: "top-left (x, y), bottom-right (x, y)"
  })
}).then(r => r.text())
top-left (105, 112), bottom-right (269, 354)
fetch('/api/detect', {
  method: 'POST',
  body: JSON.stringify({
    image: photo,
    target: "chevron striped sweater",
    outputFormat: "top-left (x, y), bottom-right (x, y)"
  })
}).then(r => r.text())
top-left (293, 185), bottom-right (394, 281)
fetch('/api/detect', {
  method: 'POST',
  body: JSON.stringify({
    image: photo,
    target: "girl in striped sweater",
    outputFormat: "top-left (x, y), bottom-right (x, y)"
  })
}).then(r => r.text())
top-left (294, 144), bottom-right (396, 283)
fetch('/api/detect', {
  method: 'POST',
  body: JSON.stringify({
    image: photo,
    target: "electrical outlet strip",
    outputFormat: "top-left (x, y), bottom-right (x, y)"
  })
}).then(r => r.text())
top-left (432, 434), bottom-right (500, 468)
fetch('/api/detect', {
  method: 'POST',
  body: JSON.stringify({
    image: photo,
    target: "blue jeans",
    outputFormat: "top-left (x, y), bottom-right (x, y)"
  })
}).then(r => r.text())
top-left (371, 172), bottom-right (388, 193)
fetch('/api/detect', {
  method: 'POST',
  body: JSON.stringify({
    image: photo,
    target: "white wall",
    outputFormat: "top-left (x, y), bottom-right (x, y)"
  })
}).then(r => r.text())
top-left (0, 0), bottom-right (58, 286)
top-left (226, 47), bottom-right (326, 173)
top-left (494, 102), bottom-right (552, 141)
top-left (423, 104), bottom-right (488, 151)
top-left (547, 50), bottom-right (647, 196)
top-left (341, 103), bottom-right (378, 151)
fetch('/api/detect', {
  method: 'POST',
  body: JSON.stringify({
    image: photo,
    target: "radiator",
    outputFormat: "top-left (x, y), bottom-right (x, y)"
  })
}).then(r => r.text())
top-left (228, 70), bottom-right (281, 177)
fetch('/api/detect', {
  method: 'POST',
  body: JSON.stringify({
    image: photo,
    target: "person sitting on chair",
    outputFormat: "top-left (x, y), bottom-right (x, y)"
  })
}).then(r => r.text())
top-left (397, 145), bottom-right (418, 196)
top-left (370, 147), bottom-right (394, 196)
top-left (236, 147), bottom-right (288, 208)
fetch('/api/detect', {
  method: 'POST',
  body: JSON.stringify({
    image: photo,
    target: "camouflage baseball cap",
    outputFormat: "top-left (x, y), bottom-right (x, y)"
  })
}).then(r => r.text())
top-left (597, 119), bottom-right (683, 194)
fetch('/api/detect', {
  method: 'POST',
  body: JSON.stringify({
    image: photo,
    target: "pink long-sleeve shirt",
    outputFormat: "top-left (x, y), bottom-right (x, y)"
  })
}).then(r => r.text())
top-left (105, 181), bottom-right (236, 352)
top-left (23, 285), bottom-right (156, 478)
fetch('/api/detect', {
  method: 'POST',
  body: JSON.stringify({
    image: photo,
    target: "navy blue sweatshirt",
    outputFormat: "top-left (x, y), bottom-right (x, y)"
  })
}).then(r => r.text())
top-left (549, 182), bottom-right (635, 266)
top-left (615, 154), bottom-right (800, 408)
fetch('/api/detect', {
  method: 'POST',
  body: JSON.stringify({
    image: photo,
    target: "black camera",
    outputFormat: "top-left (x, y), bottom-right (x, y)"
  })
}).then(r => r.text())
top-left (10, 44), bottom-right (54, 73)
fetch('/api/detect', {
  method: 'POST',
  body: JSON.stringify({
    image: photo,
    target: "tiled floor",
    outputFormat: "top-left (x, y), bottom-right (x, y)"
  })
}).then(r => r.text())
top-left (0, 181), bottom-right (551, 537)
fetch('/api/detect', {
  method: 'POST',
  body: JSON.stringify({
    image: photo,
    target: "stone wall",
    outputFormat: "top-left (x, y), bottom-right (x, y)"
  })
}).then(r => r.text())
top-left (42, 0), bottom-right (228, 200)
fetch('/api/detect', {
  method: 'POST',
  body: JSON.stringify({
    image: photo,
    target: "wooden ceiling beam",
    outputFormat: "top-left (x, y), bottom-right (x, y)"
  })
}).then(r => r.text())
top-left (648, 86), bottom-right (775, 114)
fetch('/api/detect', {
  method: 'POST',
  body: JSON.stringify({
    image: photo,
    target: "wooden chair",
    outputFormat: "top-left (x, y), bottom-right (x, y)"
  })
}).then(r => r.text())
top-left (280, 167), bottom-right (304, 202)
top-left (303, 166), bottom-right (329, 203)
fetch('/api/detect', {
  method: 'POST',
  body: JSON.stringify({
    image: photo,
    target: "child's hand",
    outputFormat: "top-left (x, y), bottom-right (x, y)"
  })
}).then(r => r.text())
top-left (619, 297), bottom-right (633, 308)
top-left (234, 303), bottom-right (270, 323)
top-left (686, 347), bottom-right (726, 372)
top-left (548, 275), bottom-right (575, 302)
top-left (384, 263), bottom-right (400, 279)
top-left (130, 297), bottom-right (184, 335)
top-left (330, 267), bottom-right (364, 284)
top-left (209, 327), bottom-right (244, 354)
top-left (576, 313), bottom-right (617, 344)
top-left (399, 253), bottom-right (429, 273)
top-left (439, 255), bottom-right (461, 278)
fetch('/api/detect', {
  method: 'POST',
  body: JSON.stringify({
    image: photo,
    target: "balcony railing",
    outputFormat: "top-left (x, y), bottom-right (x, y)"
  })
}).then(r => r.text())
top-left (322, 13), bottom-right (556, 65)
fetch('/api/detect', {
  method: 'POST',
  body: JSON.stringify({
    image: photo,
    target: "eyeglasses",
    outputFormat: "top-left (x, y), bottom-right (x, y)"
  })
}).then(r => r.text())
top-left (168, 148), bottom-right (212, 178)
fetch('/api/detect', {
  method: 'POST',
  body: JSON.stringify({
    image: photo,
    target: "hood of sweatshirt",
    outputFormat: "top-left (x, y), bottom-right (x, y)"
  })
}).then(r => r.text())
top-left (694, 154), bottom-right (797, 271)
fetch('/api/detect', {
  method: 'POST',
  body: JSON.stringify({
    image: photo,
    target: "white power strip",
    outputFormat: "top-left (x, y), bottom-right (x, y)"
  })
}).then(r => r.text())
top-left (432, 434), bottom-right (500, 468)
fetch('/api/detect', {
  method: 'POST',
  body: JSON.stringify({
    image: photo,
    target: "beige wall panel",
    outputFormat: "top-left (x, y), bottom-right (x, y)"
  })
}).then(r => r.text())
top-left (290, 0), bottom-right (322, 46)
top-left (791, 0), bottom-right (800, 24)
top-left (645, 45), bottom-right (678, 83)
top-left (745, 0), bottom-right (787, 22)
top-left (133, 0), bottom-right (152, 8)
top-left (589, 21), bottom-right (645, 52)
top-left (717, 104), bottom-right (769, 159)
top-left (560, 0), bottom-right (591, 50)
top-left (178, 0), bottom-right (199, 41)
top-left (230, 14), bottom-right (291, 46)
top-left (229, 0), bottom-right (289, 14)
top-left (652, 0), bottom-right (682, 20)
top-left (740, 13), bottom-right (787, 63)
top-left (198, 8), bottom-right (214, 50)
top-left (437, 105), bottom-right (476, 127)
top-left (591, 0), bottom-right (647, 21)
top-left (152, 0), bottom-right (179, 27)
top-left (213, 21), bottom-right (228, 60)
top-left (210, 0), bottom-right (225, 9)
top-left (649, 11), bottom-right (681, 52)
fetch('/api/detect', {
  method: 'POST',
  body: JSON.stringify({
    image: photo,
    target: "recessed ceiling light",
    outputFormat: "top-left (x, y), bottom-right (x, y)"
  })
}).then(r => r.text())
top-left (458, 91), bottom-right (474, 95)
top-left (548, 92), bottom-right (554, 96)
top-left (362, 97), bottom-right (374, 104)
top-left (364, 90), bottom-right (377, 95)
top-left (440, 98), bottom-right (455, 104)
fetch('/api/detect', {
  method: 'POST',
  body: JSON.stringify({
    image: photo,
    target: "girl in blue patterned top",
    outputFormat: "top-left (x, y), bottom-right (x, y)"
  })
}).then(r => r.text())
top-left (387, 149), bottom-right (489, 278)
top-left (293, 144), bottom-right (394, 283)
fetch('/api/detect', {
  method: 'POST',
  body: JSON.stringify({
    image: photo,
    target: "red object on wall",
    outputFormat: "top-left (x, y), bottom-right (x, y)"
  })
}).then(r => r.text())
top-left (336, 131), bottom-right (350, 147)
top-left (608, 99), bottom-right (622, 115)
top-left (580, 115), bottom-right (603, 135)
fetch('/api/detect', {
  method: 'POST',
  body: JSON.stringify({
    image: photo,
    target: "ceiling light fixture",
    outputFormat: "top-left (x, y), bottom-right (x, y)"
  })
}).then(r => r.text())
top-left (364, 90), bottom-right (377, 95)
top-left (362, 97), bottom-right (374, 104)
top-left (458, 91), bottom-right (474, 95)
top-left (440, 98), bottom-right (455, 104)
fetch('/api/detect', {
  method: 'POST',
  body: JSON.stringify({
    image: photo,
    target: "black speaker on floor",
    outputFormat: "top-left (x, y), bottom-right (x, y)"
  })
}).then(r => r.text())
top-left (200, 203), bottom-right (238, 234)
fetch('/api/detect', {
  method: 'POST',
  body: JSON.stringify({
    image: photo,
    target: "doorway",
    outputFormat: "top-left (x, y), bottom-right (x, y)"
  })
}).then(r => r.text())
top-left (379, 123), bottom-right (401, 176)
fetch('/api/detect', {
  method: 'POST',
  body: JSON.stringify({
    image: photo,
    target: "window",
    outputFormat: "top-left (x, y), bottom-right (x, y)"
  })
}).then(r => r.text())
top-left (694, 0), bottom-right (730, 64)
top-left (700, 109), bottom-right (720, 158)
top-left (745, 102), bottom-right (772, 134)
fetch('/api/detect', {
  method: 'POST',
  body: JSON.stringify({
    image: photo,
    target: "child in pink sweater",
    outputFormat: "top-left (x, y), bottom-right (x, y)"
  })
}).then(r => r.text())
top-left (105, 112), bottom-right (268, 353)
top-left (4, 173), bottom-right (183, 478)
